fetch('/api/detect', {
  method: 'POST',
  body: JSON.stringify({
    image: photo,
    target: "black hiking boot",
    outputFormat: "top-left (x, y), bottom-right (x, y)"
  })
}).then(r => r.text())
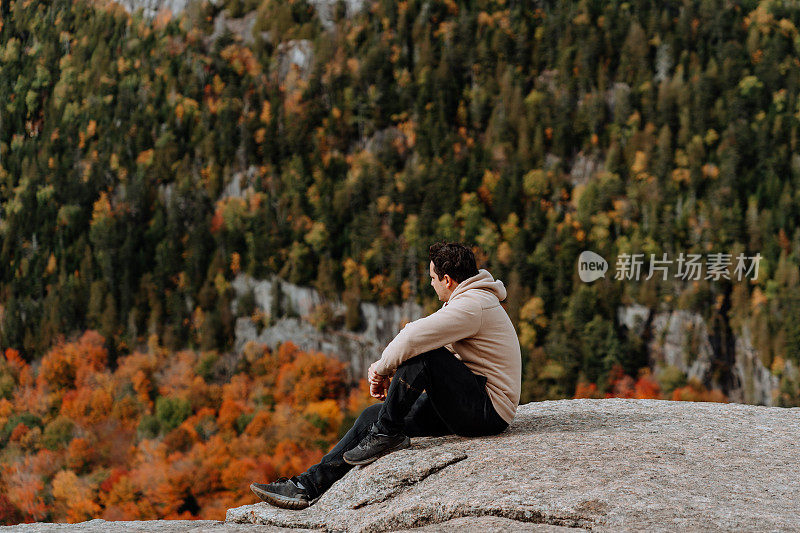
top-left (250, 476), bottom-right (313, 510)
top-left (343, 425), bottom-right (411, 466)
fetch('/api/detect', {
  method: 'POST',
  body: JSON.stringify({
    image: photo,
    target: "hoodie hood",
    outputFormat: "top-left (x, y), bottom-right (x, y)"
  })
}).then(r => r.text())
top-left (445, 269), bottom-right (507, 305)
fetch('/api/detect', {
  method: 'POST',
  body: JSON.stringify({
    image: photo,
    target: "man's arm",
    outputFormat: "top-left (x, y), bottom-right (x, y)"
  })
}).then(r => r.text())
top-left (372, 298), bottom-right (481, 376)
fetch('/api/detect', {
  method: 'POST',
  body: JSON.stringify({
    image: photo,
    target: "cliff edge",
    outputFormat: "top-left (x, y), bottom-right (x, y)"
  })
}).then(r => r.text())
top-left (227, 398), bottom-right (800, 532)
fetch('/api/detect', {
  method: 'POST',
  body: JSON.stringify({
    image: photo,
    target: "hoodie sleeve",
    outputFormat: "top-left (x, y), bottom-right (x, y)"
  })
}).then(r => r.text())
top-left (373, 298), bottom-right (482, 375)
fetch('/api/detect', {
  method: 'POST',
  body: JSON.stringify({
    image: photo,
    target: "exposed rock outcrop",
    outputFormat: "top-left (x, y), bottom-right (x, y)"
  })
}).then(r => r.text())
top-left (116, 0), bottom-right (366, 29)
top-left (228, 398), bottom-right (800, 532)
top-left (568, 150), bottom-right (603, 187)
top-left (232, 274), bottom-right (423, 382)
top-left (308, 0), bottom-right (366, 31)
top-left (275, 40), bottom-right (314, 80)
top-left (206, 11), bottom-right (261, 46)
top-left (220, 166), bottom-right (259, 201)
top-left (731, 322), bottom-right (780, 405)
top-left (115, 0), bottom-right (197, 19)
top-left (618, 304), bottom-right (780, 405)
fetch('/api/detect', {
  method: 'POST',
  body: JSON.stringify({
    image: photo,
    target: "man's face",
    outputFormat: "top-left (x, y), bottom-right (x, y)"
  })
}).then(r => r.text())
top-left (429, 261), bottom-right (455, 302)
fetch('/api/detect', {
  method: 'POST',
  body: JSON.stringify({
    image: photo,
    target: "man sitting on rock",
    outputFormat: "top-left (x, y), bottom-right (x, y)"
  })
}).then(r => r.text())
top-left (250, 241), bottom-right (522, 509)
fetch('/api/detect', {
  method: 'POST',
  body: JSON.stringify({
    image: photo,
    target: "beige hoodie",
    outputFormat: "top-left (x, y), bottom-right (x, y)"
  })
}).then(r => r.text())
top-left (373, 269), bottom-right (522, 424)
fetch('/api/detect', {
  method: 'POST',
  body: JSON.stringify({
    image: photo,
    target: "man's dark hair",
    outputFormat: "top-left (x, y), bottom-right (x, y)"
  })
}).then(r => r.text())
top-left (429, 242), bottom-right (479, 284)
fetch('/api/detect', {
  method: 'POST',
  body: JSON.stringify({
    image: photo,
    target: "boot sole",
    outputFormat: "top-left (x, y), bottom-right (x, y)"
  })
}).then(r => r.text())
top-left (343, 436), bottom-right (411, 466)
top-left (250, 483), bottom-right (311, 510)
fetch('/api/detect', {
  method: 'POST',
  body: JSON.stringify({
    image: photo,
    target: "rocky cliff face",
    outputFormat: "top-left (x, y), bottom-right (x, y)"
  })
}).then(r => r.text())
top-left (115, 0), bottom-right (194, 18)
top-left (231, 271), bottom-right (782, 402)
top-left (618, 304), bottom-right (785, 406)
top-left (227, 398), bottom-right (800, 532)
top-left (117, 0), bottom-right (365, 27)
top-left (231, 277), bottom-right (783, 403)
top-left (307, 0), bottom-right (366, 30)
top-left (231, 273), bottom-right (424, 382)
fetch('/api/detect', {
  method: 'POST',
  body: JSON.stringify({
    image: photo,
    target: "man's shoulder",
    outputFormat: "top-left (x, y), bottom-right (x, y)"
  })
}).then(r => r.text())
top-left (443, 294), bottom-right (484, 313)
top-left (450, 288), bottom-right (499, 310)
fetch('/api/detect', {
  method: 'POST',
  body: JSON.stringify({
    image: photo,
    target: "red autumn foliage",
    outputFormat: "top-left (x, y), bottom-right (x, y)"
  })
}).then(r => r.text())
top-left (574, 364), bottom-right (723, 403)
top-left (0, 334), bottom-right (365, 524)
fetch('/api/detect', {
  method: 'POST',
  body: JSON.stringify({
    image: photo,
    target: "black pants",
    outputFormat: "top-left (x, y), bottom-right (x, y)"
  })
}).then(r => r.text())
top-left (297, 347), bottom-right (509, 499)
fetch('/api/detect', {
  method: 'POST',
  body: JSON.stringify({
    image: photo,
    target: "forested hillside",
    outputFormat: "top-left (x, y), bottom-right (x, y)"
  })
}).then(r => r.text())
top-left (3, 0), bottom-right (800, 523)
top-left (2, 0), bottom-right (800, 474)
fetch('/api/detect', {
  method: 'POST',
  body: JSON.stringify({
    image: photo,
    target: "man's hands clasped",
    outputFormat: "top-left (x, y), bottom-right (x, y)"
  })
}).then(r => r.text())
top-left (368, 362), bottom-right (391, 400)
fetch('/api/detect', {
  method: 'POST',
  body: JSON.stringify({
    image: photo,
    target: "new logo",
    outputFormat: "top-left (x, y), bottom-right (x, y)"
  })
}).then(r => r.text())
top-left (578, 251), bottom-right (608, 282)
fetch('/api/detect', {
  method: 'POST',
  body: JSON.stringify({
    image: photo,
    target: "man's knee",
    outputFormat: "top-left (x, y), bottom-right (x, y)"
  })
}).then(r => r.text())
top-left (358, 403), bottom-right (383, 422)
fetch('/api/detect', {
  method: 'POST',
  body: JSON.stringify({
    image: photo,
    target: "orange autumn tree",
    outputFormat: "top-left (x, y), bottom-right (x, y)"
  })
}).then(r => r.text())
top-left (0, 334), bottom-right (367, 524)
